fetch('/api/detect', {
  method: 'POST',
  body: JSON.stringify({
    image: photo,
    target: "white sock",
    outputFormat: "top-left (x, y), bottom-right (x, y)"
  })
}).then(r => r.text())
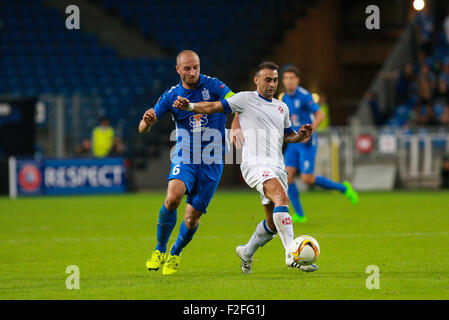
top-left (272, 206), bottom-right (294, 257)
top-left (244, 220), bottom-right (276, 258)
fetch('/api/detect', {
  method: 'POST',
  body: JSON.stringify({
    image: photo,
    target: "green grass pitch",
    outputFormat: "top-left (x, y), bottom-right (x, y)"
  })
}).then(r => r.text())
top-left (0, 190), bottom-right (448, 300)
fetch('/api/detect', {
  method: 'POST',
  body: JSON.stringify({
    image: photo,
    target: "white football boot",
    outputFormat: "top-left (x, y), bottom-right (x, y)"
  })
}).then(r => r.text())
top-left (286, 255), bottom-right (319, 273)
top-left (235, 246), bottom-right (253, 274)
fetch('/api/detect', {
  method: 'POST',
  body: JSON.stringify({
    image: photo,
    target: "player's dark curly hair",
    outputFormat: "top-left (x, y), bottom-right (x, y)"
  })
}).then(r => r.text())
top-left (255, 61), bottom-right (279, 76)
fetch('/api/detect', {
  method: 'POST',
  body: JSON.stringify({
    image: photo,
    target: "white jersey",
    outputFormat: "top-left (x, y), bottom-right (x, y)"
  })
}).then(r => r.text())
top-left (223, 91), bottom-right (293, 168)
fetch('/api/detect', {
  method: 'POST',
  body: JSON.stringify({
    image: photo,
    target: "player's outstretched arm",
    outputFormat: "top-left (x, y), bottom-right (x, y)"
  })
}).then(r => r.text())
top-left (312, 109), bottom-right (325, 132)
top-left (231, 113), bottom-right (245, 149)
top-left (284, 124), bottom-right (313, 143)
top-left (173, 96), bottom-right (224, 115)
top-left (139, 108), bottom-right (158, 134)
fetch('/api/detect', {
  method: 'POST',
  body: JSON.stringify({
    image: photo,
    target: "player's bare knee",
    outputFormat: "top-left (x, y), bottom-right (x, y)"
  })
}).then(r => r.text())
top-left (165, 193), bottom-right (183, 211)
top-left (301, 175), bottom-right (315, 185)
top-left (184, 215), bottom-right (200, 229)
top-left (287, 170), bottom-right (297, 185)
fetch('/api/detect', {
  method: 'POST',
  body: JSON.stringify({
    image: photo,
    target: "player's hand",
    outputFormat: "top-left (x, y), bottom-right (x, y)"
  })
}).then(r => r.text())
top-left (297, 124), bottom-right (313, 142)
top-left (173, 96), bottom-right (191, 110)
top-left (230, 128), bottom-right (245, 149)
top-left (143, 108), bottom-right (156, 125)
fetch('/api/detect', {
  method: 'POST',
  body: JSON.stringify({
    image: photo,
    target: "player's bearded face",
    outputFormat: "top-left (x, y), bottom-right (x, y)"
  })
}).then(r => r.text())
top-left (255, 69), bottom-right (279, 98)
top-left (177, 59), bottom-right (200, 86)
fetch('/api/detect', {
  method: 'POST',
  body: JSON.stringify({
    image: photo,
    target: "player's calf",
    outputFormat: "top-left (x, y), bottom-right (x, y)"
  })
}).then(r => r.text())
top-left (263, 179), bottom-right (295, 259)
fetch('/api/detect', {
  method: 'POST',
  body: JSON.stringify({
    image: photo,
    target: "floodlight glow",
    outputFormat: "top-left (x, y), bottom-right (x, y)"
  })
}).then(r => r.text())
top-left (413, 0), bottom-right (425, 11)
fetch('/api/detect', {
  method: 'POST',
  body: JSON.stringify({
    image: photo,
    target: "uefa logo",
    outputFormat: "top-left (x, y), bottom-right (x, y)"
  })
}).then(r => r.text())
top-left (18, 164), bottom-right (42, 192)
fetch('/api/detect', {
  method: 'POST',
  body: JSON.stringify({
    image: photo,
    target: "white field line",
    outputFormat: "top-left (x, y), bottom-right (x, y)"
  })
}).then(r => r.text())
top-left (0, 232), bottom-right (448, 244)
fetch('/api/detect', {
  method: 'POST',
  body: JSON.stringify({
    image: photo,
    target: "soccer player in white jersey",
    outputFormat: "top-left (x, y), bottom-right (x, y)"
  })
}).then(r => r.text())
top-left (173, 62), bottom-right (318, 273)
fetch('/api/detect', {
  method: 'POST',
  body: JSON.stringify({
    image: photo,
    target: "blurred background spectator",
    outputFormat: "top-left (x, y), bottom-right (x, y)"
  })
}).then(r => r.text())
top-left (395, 63), bottom-right (417, 105)
top-left (443, 7), bottom-right (449, 44)
top-left (367, 92), bottom-right (386, 126)
top-left (75, 138), bottom-right (92, 157)
top-left (388, 3), bottom-right (449, 128)
top-left (317, 94), bottom-right (330, 132)
top-left (91, 117), bottom-right (124, 158)
top-left (415, 6), bottom-right (435, 56)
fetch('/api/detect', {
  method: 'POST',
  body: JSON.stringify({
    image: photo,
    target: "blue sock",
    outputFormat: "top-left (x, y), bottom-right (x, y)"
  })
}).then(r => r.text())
top-left (155, 205), bottom-right (177, 253)
top-left (171, 221), bottom-right (199, 256)
top-left (315, 176), bottom-right (347, 193)
top-left (288, 183), bottom-right (305, 217)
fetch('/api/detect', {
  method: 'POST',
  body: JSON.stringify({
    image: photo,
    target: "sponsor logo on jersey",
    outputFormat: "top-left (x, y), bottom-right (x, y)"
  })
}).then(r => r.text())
top-left (18, 164), bottom-right (42, 192)
top-left (202, 88), bottom-right (210, 101)
top-left (189, 114), bottom-right (208, 129)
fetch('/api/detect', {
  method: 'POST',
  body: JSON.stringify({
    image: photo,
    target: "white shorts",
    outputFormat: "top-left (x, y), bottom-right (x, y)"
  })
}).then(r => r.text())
top-left (240, 163), bottom-right (288, 205)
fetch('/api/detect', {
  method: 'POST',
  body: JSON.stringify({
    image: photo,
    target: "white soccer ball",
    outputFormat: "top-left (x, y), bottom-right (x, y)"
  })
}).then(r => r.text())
top-left (289, 235), bottom-right (320, 266)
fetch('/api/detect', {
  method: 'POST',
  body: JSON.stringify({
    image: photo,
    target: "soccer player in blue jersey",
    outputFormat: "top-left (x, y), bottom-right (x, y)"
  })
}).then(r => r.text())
top-left (138, 50), bottom-right (234, 275)
top-left (278, 65), bottom-right (358, 223)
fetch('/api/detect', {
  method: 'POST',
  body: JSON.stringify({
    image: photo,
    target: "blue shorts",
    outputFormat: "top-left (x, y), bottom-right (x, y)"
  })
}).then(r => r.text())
top-left (284, 141), bottom-right (317, 175)
top-left (168, 162), bottom-right (223, 214)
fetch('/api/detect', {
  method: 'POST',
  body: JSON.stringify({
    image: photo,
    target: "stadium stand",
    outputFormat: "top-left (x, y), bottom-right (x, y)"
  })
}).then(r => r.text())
top-left (0, 0), bottom-right (315, 161)
top-left (388, 7), bottom-right (449, 127)
top-left (0, 0), bottom-right (177, 146)
top-left (98, 0), bottom-right (313, 85)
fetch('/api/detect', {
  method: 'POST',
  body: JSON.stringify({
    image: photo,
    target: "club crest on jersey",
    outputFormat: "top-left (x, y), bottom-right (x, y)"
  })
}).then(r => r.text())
top-left (278, 106), bottom-right (284, 114)
top-left (202, 88), bottom-right (210, 101)
top-left (189, 114), bottom-right (208, 129)
top-left (262, 170), bottom-right (271, 178)
top-left (295, 99), bottom-right (300, 108)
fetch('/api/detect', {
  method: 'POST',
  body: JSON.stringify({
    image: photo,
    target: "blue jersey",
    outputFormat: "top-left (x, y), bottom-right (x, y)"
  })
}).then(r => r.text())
top-left (281, 86), bottom-right (320, 173)
top-left (154, 74), bottom-right (232, 168)
top-left (279, 86), bottom-right (320, 132)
